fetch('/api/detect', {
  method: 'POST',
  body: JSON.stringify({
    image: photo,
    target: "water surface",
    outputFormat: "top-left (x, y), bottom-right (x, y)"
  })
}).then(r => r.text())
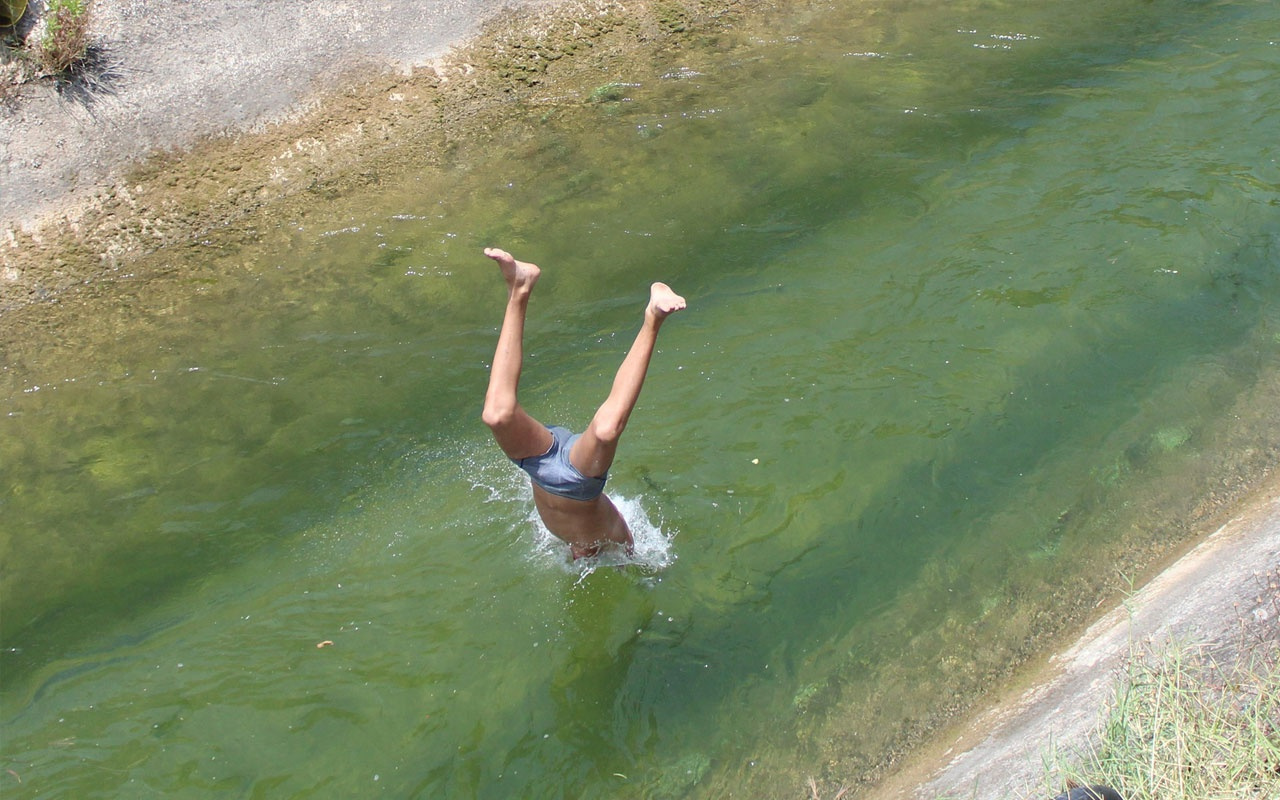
top-left (3, 0), bottom-right (1278, 796)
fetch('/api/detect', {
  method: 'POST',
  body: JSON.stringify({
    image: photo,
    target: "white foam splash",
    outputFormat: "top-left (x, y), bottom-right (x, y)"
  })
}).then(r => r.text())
top-left (454, 439), bottom-right (677, 577)
top-left (523, 493), bottom-right (677, 579)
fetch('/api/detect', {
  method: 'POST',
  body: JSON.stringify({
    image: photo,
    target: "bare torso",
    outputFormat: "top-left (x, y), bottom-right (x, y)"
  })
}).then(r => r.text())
top-left (530, 484), bottom-right (633, 559)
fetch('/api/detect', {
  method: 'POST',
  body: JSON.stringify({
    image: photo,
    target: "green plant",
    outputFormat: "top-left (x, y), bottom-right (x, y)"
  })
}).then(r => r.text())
top-left (39, 0), bottom-right (90, 74)
top-left (1, 0), bottom-right (30, 29)
top-left (1052, 639), bottom-right (1280, 799)
top-left (587, 81), bottom-right (627, 104)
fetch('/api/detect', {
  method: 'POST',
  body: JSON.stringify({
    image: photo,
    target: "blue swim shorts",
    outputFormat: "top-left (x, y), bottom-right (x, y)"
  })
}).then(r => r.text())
top-left (513, 425), bottom-right (608, 501)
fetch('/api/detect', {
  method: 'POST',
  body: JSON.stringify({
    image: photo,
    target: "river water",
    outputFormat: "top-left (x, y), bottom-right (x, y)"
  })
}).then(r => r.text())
top-left (3, 0), bottom-right (1278, 796)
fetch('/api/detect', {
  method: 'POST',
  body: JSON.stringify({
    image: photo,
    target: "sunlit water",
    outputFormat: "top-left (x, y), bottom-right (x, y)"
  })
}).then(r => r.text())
top-left (3, 0), bottom-right (1279, 796)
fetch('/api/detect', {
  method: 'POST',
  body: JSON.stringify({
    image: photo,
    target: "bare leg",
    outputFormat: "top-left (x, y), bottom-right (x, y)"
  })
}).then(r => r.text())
top-left (570, 282), bottom-right (686, 478)
top-left (481, 248), bottom-right (554, 460)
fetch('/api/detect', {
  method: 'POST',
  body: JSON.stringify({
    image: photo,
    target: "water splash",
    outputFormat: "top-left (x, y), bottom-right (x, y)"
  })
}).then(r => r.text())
top-left (455, 438), bottom-right (678, 575)
top-left (521, 492), bottom-right (677, 579)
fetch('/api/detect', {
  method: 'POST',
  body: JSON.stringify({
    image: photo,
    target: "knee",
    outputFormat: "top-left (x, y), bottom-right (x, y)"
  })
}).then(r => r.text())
top-left (589, 418), bottom-right (625, 445)
top-left (481, 403), bottom-right (514, 431)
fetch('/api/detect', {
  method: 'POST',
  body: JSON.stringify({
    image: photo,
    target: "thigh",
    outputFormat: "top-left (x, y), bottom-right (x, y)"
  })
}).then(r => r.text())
top-left (491, 407), bottom-right (554, 460)
top-left (567, 427), bottom-right (618, 479)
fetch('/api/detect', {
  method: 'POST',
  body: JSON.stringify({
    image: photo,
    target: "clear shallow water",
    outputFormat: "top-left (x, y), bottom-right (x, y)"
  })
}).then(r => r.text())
top-left (3, 0), bottom-right (1279, 796)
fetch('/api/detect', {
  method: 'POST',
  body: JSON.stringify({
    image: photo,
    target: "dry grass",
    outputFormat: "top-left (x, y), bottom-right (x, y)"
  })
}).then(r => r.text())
top-left (39, 0), bottom-right (90, 74)
top-left (1, 0), bottom-right (102, 108)
top-left (1050, 571), bottom-right (1280, 800)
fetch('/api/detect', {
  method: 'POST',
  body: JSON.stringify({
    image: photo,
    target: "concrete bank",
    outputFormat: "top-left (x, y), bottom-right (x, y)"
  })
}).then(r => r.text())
top-left (0, 0), bottom-right (552, 231)
top-left (880, 480), bottom-right (1280, 799)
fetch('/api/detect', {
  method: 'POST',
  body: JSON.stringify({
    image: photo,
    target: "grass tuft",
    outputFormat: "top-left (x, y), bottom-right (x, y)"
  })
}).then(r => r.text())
top-left (1052, 634), bottom-right (1280, 800)
top-left (39, 0), bottom-right (90, 74)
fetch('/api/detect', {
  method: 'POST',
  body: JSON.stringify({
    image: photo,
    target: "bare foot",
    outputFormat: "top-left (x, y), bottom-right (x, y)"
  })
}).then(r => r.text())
top-left (647, 282), bottom-right (687, 320)
top-left (484, 247), bottom-right (540, 291)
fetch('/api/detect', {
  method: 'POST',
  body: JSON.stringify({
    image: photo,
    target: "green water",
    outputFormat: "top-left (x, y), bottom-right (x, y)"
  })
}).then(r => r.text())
top-left (3, 0), bottom-right (1279, 796)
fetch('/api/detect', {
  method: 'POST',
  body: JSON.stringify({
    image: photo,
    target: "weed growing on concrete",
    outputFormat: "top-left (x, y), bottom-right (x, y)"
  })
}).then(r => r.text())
top-left (39, 0), bottom-right (90, 74)
top-left (1052, 633), bottom-right (1280, 799)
